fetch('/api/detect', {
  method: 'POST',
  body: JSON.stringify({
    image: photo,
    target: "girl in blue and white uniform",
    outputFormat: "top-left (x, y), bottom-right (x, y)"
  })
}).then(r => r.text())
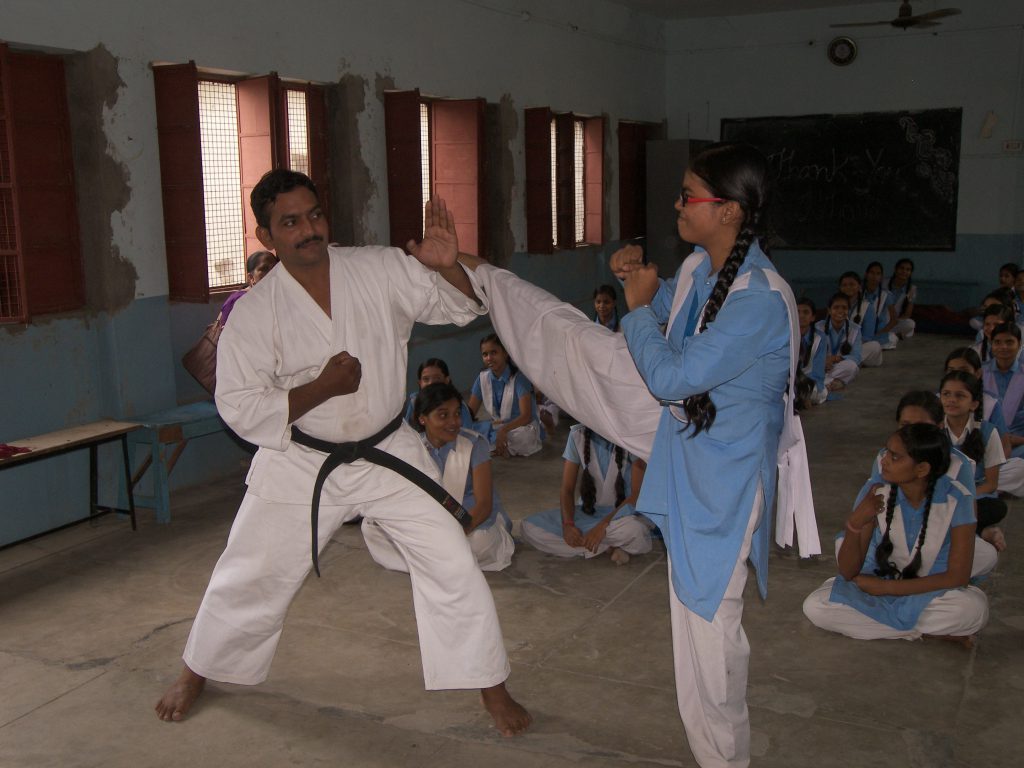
top-left (363, 383), bottom-right (514, 572)
top-left (838, 271), bottom-right (883, 367)
top-left (862, 261), bottom-right (894, 348)
top-left (456, 142), bottom-right (816, 768)
top-left (521, 425), bottom-right (650, 564)
top-left (404, 358), bottom-right (475, 429)
top-left (816, 292), bottom-right (861, 392)
top-left (982, 323), bottom-right (1024, 459)
top-left (797, 297), bottom-right (827, 406)
top-left (593, 284), bottom-right (622, 332)
top-left (939, 371), bottom-right (1007, 552)
top-left (467, 333), bottom-right (543, 457)
top-left (804, 423), bottom-right (988, 642)
top-left (881, 257), bottom-right (917, 343)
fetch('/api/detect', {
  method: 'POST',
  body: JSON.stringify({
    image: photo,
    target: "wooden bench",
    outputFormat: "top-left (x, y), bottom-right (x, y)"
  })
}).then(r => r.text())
top-left (0, 419), bottom-right (140, 544)
top-left (126, 401), bottom-right (226, 523)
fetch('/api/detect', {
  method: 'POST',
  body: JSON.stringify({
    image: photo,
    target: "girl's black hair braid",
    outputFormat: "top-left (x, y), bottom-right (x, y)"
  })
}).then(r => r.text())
top-left (579, 428), bottom-right (597, 516)
top-left (840, 318), bottom-right (852, 357)
top-left (680, 227), bottom-right (753, 435)
top-left (800, 327), bottom-right (814, 369)
top-left (873, 484), bottom-right (900, 579)
top-left (613, 445), bottom-right (626, 507)
top-left (901, 473), bottom-right (937, 579)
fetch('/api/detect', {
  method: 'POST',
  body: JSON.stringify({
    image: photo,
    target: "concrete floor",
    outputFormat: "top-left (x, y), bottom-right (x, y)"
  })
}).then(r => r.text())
top-left (1, 333), bottom-right (1020, 768)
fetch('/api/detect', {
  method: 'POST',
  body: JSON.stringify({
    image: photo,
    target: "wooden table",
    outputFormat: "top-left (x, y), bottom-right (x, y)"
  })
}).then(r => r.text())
top-left (0, 419), bottom-right (141, 543)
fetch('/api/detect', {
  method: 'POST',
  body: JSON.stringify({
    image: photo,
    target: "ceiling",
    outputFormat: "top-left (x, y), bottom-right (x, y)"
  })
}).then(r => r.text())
top-left (605, 0), bottom-right (890, 20)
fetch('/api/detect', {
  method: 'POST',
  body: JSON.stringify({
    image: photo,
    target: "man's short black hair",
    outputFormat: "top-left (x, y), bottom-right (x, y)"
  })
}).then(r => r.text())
top-left (250, 169), bottom-right (319, 229)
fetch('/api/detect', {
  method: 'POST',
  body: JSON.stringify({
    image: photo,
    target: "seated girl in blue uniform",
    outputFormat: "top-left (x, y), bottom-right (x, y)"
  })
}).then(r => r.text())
top-left (972, 303), bottom-right (1015, 364)
top-left (593, 284), bottom-right (622, 332)
top-left (520, 425), bottom-right (651, 565)
top-left (797, 297), bottom-right (826, 406)
top-left (838, 271), bottom-right (883, 367)
top-left (363, 383), bottom-right (515, 572)
top-left (403, 358), bottom-right (475, 429)
top-left (467, 333), bottom-right (543, 457)
top-left (803, 423), bottom-right (989, 644)
top-left (879, 257), bottom-right (917, 343)
top-left (939, 371), bottom-right (1008, 553)
top-left (856, 390), bottom-right (997, 579)
top-left (862, 261), bottom-right (894, 348)
top-left (816, 292), bottom-right (861, 393)
top-left (982, 323), bottom-right (1024, 460)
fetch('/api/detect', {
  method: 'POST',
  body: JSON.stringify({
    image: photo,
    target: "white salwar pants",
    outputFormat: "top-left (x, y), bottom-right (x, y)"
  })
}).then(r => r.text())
top-left (825, 359), bottom-right (858, 389)
top-left (997, 456), bottom-right (1024, 496)
top-left (183, 487), bottom-right (510, 690)
top-left (361, 516), bottom-right (515, 572)
top-left (861, 340), bottom-right (883, 367)
top-left (802, 578), bottom-right (989, 640)
top-left (669, 489), bottom-right (762, 768)
top-left (520, 515), bottom-right (653, 558)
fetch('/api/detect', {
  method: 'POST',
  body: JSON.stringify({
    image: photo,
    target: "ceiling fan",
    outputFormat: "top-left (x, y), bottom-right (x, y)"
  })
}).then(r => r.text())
top-left (830, 1), bottom-right (961, 30)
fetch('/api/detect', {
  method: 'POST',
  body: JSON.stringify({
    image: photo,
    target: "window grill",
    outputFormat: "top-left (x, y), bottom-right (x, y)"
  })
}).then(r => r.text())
top-left (574, 119), bottom-right (586, 244)
top-left (197, 80), bottom-right (245, 289)
top-left (419, 103), bottom-right (431, 236)
top-left (550, 118), bottom-right (558, 247)
top-left (286, 89), bottom-right (310, 176)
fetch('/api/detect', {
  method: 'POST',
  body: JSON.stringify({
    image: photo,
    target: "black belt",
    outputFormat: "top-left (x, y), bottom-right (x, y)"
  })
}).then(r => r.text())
top-left (291, 412), bottom-right (472, 576)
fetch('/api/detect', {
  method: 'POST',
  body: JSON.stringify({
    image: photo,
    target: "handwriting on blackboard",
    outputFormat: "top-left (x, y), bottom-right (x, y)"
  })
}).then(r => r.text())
top-left (722, 109), bottom-right (961, 251)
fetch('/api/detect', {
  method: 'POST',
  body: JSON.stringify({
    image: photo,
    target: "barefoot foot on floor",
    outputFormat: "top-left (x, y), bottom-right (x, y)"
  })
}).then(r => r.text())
top-left (481, 682), bottom-right (532, 736)
top-left (155, 666), bottom-right (206, 722)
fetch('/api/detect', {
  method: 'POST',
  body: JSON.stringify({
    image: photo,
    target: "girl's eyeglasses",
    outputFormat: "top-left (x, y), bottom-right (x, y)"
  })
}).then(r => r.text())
top-left (678, 192), bottom-right (726, 207)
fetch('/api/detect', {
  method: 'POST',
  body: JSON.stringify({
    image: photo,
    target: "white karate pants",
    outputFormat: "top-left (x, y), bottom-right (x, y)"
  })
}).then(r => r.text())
top-left (802, 578), bottom-right (988, 640)
top-left (520, 515), bottom-right (653, 558)
top-left (183, 488), bottom-right (510, 690)
top-left (362, 516), bottom-right (515, 572)
top-left (997, 456), bottom-right (1024, 496)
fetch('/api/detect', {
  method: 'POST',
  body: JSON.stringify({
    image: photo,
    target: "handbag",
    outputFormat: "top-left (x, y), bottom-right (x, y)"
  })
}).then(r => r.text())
top-left (181, 312), bottom-right (223, 396)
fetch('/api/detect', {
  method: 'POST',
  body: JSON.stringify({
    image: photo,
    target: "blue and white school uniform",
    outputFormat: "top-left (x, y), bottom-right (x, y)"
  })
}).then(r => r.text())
top-left (469, 244), bottom-right (817, 768)
top-left (815, 318), bottom-right (862, 388)
top-left (800, 326), bottom-right (827, 405)
top-left (864, 287), bottom-right (895, 349)
top-left (888, 282), bottom-right (917, 341)
top-left (362, 429), bottom-right (514, 572)
top-left (520, 425), bottom-right (652, 558)
top-left (854, 444), bottom-right (996, 579)
top-left (403, 391), bottom-right (475, 430)
top-left (850, 295), bottom-right (883, 367)
top-left (594, 313), bottom-right (621, 332)
top-left (982, 358), bottom-right (1024, 458)
top-left (471, 366), bottom-right (543, 456)
top-left (803, 478), bottom-right (989, 640)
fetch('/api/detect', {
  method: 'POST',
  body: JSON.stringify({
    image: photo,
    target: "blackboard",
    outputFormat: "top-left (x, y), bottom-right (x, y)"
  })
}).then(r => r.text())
top-left (721, 109), bottom-right (961, 251)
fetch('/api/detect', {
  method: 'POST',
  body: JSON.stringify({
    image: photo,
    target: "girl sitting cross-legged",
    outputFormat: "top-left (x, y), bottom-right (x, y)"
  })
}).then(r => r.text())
top-left (520, 425), bottom-right (651, 565)
top-left (803, 423), bottom-right (989, 643)
top-left (816, 292), bottom-right (861, 393)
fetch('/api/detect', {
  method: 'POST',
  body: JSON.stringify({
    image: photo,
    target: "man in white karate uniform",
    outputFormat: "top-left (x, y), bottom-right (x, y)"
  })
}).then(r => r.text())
top-left (155, 170), bottom-right (530, 736)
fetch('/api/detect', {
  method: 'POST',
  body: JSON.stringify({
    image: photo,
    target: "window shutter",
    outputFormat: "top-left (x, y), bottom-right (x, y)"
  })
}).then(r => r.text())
top-left (523, 107), bottom-right (552, 254)
top-left (583, 116), bottom-right (604, 245)
top-left (237, 74), bottom-right (280, 260)
top-left (384, 89), bottom-right (422, 250)
top-left (431, 98), bottom-right (484, 256)
top-left (305, 84), bottom-right (330, 222)
top-left (554, 113), bottom-right (575, 250)
top-left (0, 44), bottom-right (28, 322)
top-left (153, 62), bottom-right (208, 302)
top-left (4, 47), bottom-right (83, 318)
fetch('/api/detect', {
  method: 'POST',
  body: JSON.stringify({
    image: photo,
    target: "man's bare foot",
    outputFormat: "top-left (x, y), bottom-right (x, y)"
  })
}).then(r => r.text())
top-left (155, 666), bottom-right (206, 722)
top-left (480, 682), bottom-right (532, 736)
top-left (609, 547), bottom-right (630, 566)
top-left (981, 525), bottom-right (1007, 552)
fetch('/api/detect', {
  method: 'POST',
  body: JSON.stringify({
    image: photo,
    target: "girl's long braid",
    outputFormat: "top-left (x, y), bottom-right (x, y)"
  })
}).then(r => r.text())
top-left (613, 445), bottom-right (626, 507)
top-left (681, 226), bottom-right (754, 435)
top-left (840, 317), bottom-right (852, 356)
top-left (800, 327), bottom-right (814, 369)
top-left (579, 429), bottom-right (597, 516)
top-left (873, 484), bottom-right (900, 579)
top-left (901, 474), bottom-right (936, 579)
top-left (852, 290), bottom-right (864, 325)
top-left (981, 335), bottom-right (990, 363)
